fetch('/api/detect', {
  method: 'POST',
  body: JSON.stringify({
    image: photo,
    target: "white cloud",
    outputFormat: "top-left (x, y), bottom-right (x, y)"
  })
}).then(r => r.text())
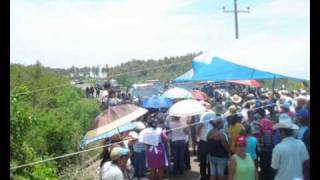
top-left (11, 0), bottom-right (309, 80)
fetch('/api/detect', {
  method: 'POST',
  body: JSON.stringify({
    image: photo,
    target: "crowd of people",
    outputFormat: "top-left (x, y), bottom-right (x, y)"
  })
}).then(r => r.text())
top-left (97, 84), bottom-right (310, 180)
top-left (86, 86), bottom-right (98, 98)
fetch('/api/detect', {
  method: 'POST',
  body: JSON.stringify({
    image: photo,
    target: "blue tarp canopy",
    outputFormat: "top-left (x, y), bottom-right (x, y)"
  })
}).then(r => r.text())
top-left (175, 56), bottom-right (308, 82)
top-left (175, 69), bottom-right (194, 82)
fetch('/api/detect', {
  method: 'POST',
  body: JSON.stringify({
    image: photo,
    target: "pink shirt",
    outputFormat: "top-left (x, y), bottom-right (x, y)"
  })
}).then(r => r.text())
top-left (259, 118), bottom-right (273, 137)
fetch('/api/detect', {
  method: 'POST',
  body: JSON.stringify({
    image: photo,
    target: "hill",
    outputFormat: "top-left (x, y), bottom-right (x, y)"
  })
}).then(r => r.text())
top-left (107, 52), bottom-right (202, 87)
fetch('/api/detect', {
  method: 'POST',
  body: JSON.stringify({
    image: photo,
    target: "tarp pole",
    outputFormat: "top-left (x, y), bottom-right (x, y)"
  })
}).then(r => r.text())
top-left (272, 75), bottom-right (276, 98)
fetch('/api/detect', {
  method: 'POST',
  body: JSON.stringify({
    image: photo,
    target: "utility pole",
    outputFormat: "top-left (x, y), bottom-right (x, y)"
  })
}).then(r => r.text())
top-left (223, 0), bottom-right (250, 39)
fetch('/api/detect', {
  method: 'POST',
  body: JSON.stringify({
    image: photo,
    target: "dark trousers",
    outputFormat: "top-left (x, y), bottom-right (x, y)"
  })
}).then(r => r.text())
top-left (260, 150), bottom-right (275, 180)
top-left (198, 140), bottom-right (210, 180)
top-left (133, 151), bottom-right (146, 178)
top-left (172, 140), bottom-right (187, 174)
top-left (185, 140), bottom-right (191, 170)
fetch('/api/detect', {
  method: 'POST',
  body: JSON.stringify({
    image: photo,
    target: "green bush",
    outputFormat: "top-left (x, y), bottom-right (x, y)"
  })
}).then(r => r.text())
top-left (10, 63), bottom-right (101, 178)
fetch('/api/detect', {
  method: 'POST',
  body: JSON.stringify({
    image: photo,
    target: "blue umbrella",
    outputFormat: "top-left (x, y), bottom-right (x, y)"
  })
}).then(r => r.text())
top-left (141, 96), bottom-right (173, 109)
top-left (80, 122), bottom-right (137, 147)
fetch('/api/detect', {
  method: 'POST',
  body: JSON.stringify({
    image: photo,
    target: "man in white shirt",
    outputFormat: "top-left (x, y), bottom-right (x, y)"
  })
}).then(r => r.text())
top-left (197, 102), bottom-right (216, 180)
top-left (271, 114), bottom-right (309, 180)
top-left (168, 116), bottom-right (189, 175)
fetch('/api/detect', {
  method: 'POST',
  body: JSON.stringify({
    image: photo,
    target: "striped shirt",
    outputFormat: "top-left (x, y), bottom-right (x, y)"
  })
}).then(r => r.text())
top-left (133, 142), bottom-right (146, 152)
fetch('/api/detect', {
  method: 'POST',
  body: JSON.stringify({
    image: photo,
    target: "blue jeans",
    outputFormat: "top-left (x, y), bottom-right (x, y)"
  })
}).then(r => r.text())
top-left (208, 156), bottom-right (228, 176)
top-left (133, 151), bottom-right (146, 178)
top-left (172, 140), bottom-right (187, 174)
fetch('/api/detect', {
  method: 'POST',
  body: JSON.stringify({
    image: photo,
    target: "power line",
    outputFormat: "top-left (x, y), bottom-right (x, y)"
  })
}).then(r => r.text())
top-left (10, 60), bottom-right (192, 96)
top-left (223, 0), bottom-right (250, 39)
top-left (10, 103), bottom-right (274, 170)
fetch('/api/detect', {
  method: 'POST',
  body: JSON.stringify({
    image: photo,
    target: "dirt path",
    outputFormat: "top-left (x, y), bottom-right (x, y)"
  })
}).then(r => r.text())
top-left (81, 153), bottom-right (200, 180)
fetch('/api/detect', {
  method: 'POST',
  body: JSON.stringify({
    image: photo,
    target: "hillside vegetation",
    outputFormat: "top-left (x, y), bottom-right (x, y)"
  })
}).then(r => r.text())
top-left (10, 63), bottom-right (100, 179)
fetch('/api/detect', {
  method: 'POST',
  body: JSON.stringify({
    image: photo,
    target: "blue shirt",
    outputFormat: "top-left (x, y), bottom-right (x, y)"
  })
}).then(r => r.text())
top-left (271, 137), bottom-right (309, 180)
top-left (133, 142), bottom-right (146, 152)
top-left (273, 130), bottom-right (282, 145)
top-left (297, 126), bottom-right (308, 140)
top-left (199, 111), bottom-right (215, 141)
top-left (246, 136), bottom-right (258, 160)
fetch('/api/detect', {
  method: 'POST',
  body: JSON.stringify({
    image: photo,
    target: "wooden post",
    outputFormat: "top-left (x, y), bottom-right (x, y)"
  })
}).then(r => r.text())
top-left (272, 75), bottom-right (276, 99)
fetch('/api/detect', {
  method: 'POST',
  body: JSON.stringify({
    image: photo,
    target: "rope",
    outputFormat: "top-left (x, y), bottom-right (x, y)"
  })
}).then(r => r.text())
top-left (10, 141), bottom-right (123, 170)
top-left (10, 103), bottom-right (274, 171)
top-left (10, 83), bottom-right (71, 96)
top-left (10, 60), bottom-right (191, 96)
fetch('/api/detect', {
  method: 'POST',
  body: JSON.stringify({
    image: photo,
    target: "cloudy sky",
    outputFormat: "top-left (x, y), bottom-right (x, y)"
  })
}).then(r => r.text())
top-left (10, 0), bottom-right (309, 78)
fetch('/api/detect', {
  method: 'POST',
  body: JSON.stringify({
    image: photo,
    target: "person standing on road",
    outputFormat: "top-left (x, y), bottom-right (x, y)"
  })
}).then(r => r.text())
top-left (128, 123), bottom-right (147, 179)
top-left (96, 88), bottom-right (100, 98)
top-left (256, 108), bottom-right (275, 180)
top-left (228, 112), bottom-right (245, 154)
top-left (85, 86), bottom-right (90, 98)
top-left (271, 114), bottom-right (309, 180)
top-left (207, 118), bottom-right (230, 180)
top-left (90, 86), bottom-right (95, 97)
top-left (145, 119), bottom-right (168, 180)
top-left (168, 116), bottom-right (189, 176)
top-left (197, 102), bottom-right (216, 180)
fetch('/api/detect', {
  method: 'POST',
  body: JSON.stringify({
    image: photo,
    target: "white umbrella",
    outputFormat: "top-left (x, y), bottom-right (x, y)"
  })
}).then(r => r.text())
top-left (168, 99), bottom-right (206, 117)
top-left (162, 87), bottom-right (193, 99)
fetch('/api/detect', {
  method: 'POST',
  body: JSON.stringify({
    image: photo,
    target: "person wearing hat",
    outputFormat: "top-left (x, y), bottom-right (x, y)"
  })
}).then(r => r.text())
top-left (279, 100), bottom-right (295, 119)
top-left (240, 102), bottom-right (251, 124)
top-left (213, 100), bottom-right (229, 137)
top-left (295, 95), bottom-right (308, 112)
top-left (295, 108), bottom-right (309, 140)
top-left (206, 117), bottom-right (230, 180)
top-left (224, 105), bottom-right (237, 117)
top-left (271, 114), bottom-right (309, 180)
top-left (230, 94), bottom-right (242, 109)
top-left (247, 93), bottom-right (255, 100)
top-left (228, 135), bottom-right (258, 180)
top-left (100, 147), bottom-right (130, 180)
top-left (129, 122), bottom-right (147, 179)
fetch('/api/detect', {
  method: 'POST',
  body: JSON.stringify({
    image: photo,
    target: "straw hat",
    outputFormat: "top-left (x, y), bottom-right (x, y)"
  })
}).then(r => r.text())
top-left (225, 105), bottom-right (237, 116)
top-left (247, 99), bottom-right (256, 105)
top-left (273, 114), bottom-right (299, 130)
top-left (230, 94), bottom-right (242, 104)
top-left (110, 147), bottom-right (130, 161)
top-left (247, 93), bottom-right (255, 99)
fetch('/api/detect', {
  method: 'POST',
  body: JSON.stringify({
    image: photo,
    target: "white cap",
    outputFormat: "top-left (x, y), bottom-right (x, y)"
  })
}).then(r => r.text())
top-left (128, 131), bottom-right (139, 139)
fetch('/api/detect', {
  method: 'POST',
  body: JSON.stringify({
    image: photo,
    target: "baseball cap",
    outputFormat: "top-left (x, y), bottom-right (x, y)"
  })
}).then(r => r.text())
top-left (110, 147), bottom-right (130, 161)
top-left (235, 135), bottom-right (247, 146)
